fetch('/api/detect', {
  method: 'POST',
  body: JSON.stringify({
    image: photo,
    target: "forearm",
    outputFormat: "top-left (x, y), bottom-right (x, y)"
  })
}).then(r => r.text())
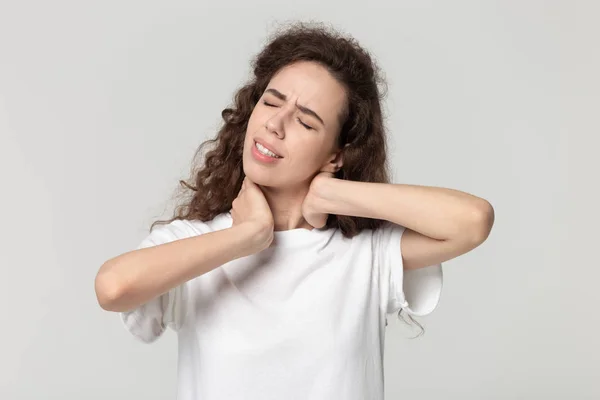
top-left (95, 222), bottom-right (262, 312)
top-left (317, 179), bottom-right (493, 241)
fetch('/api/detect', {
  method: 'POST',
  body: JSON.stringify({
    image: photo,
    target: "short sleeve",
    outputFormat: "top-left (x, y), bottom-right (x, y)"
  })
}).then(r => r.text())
top-left (120, 220), bottom-right (193, 343)
top-left (376, 222), bottom-right (443, 317)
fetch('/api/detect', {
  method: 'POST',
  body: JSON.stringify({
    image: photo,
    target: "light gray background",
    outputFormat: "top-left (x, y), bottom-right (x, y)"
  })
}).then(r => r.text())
top-left (0, 1), bottom-right (596, 399)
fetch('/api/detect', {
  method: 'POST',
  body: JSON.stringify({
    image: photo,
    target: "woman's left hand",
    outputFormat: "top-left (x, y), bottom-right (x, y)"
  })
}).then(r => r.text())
top-left (302, 171), bottom-right (335, 229)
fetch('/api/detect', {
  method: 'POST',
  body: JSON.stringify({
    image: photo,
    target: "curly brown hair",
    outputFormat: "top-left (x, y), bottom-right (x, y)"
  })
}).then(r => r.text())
top-left (151, 21), bottom-right (393, 239)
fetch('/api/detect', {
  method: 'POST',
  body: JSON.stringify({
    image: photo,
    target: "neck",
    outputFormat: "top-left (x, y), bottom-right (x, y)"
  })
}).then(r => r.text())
top-left (260, 184), bottom-right (314, 231)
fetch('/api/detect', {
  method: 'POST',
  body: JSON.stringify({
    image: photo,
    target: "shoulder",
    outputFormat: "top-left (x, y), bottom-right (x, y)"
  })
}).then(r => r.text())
top-left (320, 222), bottom-right (403, 255)
top-left (137, 213), bottom-right (232, 249)
top-left (351, 221), bottom-right (405, 246)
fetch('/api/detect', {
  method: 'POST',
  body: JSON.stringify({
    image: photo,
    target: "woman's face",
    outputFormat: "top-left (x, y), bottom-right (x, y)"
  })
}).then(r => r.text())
top-left (242, 61), bottom-right (348, 189)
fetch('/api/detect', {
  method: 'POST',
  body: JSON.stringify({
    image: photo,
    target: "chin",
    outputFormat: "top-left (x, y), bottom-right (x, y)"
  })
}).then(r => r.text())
top-left (243, 169), bottom-right (277, 187)
top-left (242, 156), bottom-right (274, 187)
top-left (242, 147), bottom-right (306, 189)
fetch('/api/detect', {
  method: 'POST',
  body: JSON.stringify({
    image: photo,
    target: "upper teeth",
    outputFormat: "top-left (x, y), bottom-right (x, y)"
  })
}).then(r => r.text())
top-left (256, 142), bottom-right (281, 158)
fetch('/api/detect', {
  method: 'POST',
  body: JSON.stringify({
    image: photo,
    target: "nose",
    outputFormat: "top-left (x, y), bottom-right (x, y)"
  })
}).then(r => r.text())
top-left (265, 112), bottom-right (285, 139)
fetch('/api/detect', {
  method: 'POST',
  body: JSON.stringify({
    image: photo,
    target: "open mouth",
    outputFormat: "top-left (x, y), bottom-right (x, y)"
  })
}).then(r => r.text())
top-left (254, 140), bottom-right (282, 158)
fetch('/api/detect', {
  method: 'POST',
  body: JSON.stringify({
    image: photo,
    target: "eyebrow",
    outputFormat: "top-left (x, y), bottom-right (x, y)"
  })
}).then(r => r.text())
top-left (264, 88), bottom-right (326, 127)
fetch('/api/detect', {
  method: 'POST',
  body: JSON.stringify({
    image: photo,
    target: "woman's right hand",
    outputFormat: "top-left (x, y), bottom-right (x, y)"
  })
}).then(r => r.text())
top-left (231, 176), bottom-right (274, 251)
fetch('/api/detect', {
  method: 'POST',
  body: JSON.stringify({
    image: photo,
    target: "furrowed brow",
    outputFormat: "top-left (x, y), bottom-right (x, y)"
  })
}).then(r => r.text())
top-left (264, 88), bottom-right (326, 127)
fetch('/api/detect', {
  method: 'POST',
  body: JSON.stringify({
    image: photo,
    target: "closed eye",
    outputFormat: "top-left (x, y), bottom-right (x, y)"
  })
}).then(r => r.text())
top-left (262, 101), bottom-right (314, 131)
top-left (296, 118), bottom-right (313, 130)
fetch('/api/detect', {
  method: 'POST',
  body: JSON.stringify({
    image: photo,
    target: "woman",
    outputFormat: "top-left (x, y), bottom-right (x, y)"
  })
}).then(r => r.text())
top-left (95, 22), bottom-right (494, 400)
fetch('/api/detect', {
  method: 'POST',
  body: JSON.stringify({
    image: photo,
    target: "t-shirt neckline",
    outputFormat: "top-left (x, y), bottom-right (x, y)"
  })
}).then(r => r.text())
top-left (221, 212), bottom-right (332, 247)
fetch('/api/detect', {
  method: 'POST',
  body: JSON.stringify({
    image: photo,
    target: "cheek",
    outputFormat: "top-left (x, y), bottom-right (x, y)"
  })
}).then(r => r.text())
top-left (288, 139), bottom-right (328, 169)
top-left (244, 110), bottom-right (260, 142)
top-left (247, 106), bottom-right (264, 129)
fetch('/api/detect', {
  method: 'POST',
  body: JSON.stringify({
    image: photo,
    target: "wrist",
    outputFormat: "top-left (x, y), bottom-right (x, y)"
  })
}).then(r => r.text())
top-left (317, 179), bottom-right (377, 219)
top-left (240, 221), bottom-right (273, 251)
top-left (312, 176), bottom-right (341, 213)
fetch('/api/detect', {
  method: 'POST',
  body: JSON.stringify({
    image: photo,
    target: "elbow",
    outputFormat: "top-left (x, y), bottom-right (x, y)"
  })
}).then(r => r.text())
top-left (94, 264), bottom-right (125, 312)
top-left (469, 199), bottom-right (495, 245)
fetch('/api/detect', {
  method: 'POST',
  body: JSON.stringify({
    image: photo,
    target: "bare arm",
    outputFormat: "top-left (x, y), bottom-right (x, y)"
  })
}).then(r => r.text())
top-left (312, 177), bottom-right (494, 270)
top-left (94, 222), bottom-right (268, 312)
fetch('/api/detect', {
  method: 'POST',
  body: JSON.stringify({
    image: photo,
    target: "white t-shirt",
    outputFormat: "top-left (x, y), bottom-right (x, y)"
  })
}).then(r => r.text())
top-left (121, 212), bottom-right (443, 400)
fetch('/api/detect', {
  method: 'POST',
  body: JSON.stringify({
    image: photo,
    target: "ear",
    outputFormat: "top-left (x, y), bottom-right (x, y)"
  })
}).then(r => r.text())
top-left (320, 145), bottom-right (347, 174)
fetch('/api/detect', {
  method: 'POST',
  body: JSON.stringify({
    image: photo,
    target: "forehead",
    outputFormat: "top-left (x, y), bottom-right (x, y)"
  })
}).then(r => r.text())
top-left (267, 61), bottom-right (347, 127)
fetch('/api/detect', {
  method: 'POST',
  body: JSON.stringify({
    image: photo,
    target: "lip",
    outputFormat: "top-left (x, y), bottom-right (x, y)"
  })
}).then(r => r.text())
top-left (254, 138), bottom-right (284, 158)
top-left (251, 141), bottom-right (282, 164)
